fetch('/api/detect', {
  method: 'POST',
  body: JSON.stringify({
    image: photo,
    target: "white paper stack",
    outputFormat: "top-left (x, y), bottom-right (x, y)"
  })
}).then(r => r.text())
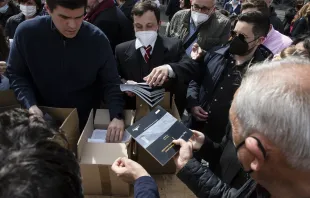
top-left (88, 129), bottom-right (131, 143)
top-left (120, 82), bottom-right (165, 107)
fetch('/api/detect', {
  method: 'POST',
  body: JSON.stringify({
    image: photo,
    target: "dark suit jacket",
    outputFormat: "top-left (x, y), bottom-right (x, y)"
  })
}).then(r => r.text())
top-left (120, 0), bottom-right (135, 21)
top-left (115, 35), bottom-right (200, 112)
top-left (93, 5), bottom-right (135, 53)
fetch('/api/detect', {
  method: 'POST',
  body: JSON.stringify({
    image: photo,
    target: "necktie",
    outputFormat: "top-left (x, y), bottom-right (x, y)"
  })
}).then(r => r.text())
top-left (144, 45), bottom-right (152, 63)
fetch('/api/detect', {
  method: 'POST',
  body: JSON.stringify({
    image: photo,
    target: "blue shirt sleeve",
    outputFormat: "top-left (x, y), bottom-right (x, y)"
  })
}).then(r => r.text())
top-left (134, 176), bottom-right (160, 198)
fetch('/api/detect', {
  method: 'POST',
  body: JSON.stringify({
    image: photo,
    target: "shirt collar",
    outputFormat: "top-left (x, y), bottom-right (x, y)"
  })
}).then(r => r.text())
top-left (135, 37), bottom-right (157, 50)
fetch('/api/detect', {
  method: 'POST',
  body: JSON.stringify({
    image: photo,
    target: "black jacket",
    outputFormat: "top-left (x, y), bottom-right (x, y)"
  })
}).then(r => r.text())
top-left (0, 1), bottom-right (20, 28)
top-left (177, 158), bottom-right (271, 198)
top-left (194, 124), bottom-right (247, 188)
top-left (115, 35), bottom-right (200, 112)
top-left (92, 5), bottom-right (135, 53)
top-left (186, 45), bottom-right (272, 141)
top-left (7, 16), bottom-right (124, 129)
top-left (165, 0), bottom-right (180, 21)
top-left (270, 6), bottom-right (284, 33)
top-left (283, 7), bottom-right (297, 36)
top-left (119, 0), bottom-right (135, 21)
top-left (291, 17), bottom-right (309, 38)
top-left (5, 13), bottom-right (25, 39)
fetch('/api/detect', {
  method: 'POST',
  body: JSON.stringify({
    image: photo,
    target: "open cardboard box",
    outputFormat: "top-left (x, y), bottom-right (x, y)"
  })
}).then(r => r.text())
top-left (0, 90), bottom-right (21, 113)
top-left (133, 92), bottom-right (180, 174)
top-left (78, 109), bottom-right (135, 196)
top-left (39, 107), bottom-right (79, 154)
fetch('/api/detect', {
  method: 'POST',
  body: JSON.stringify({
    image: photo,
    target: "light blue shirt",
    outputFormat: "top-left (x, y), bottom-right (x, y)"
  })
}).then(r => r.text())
top-left (185, 19), bottom-right (198, 56)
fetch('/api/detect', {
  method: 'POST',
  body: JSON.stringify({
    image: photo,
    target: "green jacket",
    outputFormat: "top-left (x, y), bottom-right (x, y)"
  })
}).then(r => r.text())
top-left (166, 9), bottom-right (230, 51)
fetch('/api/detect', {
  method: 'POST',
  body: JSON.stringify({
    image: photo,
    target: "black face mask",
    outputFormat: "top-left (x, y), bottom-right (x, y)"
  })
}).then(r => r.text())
top-left (229, 34), bottom-right (259, 56)
top-left (235, 136), bottom-right (267, 174)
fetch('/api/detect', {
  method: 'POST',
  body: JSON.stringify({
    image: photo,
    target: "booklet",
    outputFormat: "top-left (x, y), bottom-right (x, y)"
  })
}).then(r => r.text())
top-left (120, 82), bottom-right (165, 107)
top-left (125, 106), bottom-right (193, 166)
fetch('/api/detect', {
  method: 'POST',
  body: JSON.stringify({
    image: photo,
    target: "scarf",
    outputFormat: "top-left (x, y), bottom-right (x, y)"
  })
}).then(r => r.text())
top-left (84, 0), bottom-right (115, 23)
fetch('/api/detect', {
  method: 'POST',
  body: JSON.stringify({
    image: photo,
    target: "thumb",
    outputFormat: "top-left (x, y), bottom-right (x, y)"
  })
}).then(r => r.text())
top-left (173, 139), bottom-right (187, 146)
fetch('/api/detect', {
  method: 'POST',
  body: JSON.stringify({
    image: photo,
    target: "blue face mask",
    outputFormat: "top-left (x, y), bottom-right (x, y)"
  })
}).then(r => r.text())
top-left (0, 4), bottom-right (9, 14)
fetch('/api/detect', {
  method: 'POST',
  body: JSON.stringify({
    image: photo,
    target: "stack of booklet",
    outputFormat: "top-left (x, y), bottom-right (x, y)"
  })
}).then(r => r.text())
top-left (120, 82), bottom-right (165, 107)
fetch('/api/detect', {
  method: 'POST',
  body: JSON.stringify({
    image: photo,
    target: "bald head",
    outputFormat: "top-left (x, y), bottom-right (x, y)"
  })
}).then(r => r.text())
top-left (231, 58), bottom-right (310, 170)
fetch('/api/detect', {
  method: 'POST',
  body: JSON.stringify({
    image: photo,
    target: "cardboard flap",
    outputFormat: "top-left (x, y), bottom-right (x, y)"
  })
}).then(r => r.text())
top-left (80, 143), bottom-right (128, 165)
top-left (61, 109), bottom-right (79, 134)
top-left (158, 92), bottom-right (171, 109)
top-left (78, 109), bottom-right (94, 160)
top-left (0, 90), bottom-right (19, 107)
top-left (94, 109), bottom-right (135, 129)
top-left (39, 107), bottom-right (73, 121)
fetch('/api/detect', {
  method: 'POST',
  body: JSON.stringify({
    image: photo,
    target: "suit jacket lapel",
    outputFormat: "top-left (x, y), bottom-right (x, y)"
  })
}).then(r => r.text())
top-left (124, 40), bottom-right (145, 82)
top-left (148, 36), bottom-right (167, 72)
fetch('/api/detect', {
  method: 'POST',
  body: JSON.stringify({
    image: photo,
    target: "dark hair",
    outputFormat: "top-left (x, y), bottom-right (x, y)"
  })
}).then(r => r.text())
top-left (18, 0), bottom-right (44, 14)
top-left (219, 9), bottom-right (230, 17)
top-left (132, 0), bottom-right (160, 23)
top-left (46, 0), bottom-right (87, 12)
top-left (237, 11), bottom-right (270, 37)
top-left (241, 0), bottom-right (270, 16)
top-left (292, 34), bottom-right (310, 57)
top-left (0, 25), bottom-right (9, 61)
top-left (0, 109), bottom-right (82, 198)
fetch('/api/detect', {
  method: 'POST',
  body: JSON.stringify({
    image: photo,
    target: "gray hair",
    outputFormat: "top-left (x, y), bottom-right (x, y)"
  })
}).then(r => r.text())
top-left (233, 57), bottom-right (310, 170)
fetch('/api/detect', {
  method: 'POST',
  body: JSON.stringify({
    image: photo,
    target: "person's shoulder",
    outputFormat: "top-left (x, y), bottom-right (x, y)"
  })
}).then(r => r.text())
top-left (80, 21), bottom-right (110, 41)
top-left (115, 39), bottom-right (135, 52)
top-left (172, 9), bottom-right (190, 20)
top-left (15, 16), bottom-right (49, 35)
top-left (213, 11), bottom-right (230, 24)
top-left (160, 35), bottom-right (182, 46)
top-left (6, 13), bottom-right (24, 24)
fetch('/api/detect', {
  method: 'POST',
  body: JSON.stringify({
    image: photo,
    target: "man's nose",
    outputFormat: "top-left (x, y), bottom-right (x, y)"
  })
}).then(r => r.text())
top-left (67, 19), bottom-right (77, 29)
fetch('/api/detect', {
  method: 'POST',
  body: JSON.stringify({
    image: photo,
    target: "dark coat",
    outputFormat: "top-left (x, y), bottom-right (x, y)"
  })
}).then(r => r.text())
top-left (186, 45), bottom-right (272, 142)
top-left (177, 158), bottom-right (271, 198)
top-left (0, 1), bottom-right (20, 28)
top-left (291, 17), bottom-right (310, 38)
top-left (5, 13), bottom-right (24, 39)
top-left (165, 0), bottom-right (180, 21)
top-left (270, 6), bottom-right (284, 33)
top-left (115, 35), bottom-right (201, 112)
top-left (92, 5), bottom-right (135, 53)
top-left (119, 0), bottom-right (135, 21)
top-left (224, 3), bottom-right (241, 15)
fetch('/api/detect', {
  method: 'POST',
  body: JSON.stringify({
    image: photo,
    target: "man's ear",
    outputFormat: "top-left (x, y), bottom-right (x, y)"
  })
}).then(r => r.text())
top-left (245, 137), bottom-right (266, 171)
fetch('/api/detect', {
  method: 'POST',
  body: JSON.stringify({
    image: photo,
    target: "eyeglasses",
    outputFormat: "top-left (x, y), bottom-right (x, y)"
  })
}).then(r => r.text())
top-left (191, 4), bottom-right (214, 13)
top-left (235, 136), bottom-right (267, 174)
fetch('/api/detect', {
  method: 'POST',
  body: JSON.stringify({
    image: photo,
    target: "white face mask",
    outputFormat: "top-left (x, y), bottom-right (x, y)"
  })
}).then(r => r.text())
top-left (135, 31), bottom-right (158, 47)
top-left (191, 11), bottom-right (209, 26)
top-left (20, 5), bottom-right (37, 17)
top-left (0, 4), bottom-right (9, 14)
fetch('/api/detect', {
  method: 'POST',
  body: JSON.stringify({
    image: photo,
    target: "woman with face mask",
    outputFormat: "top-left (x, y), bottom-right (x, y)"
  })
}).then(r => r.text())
top-left (4, 0), bottom-right (43, 39)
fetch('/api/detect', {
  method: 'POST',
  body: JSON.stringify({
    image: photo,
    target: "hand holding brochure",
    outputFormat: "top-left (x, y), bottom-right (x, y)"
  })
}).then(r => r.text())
top-left (125, 106), bottom-right (193, 166)
top-left (120, 82), bottom-right (165, 107)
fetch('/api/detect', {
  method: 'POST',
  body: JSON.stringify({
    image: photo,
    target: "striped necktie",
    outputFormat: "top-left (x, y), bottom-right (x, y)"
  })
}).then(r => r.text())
top-left (144, 45), bottom-right (152, 63)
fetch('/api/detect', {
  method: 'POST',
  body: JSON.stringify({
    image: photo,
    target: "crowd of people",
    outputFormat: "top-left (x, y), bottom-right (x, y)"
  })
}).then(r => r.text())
top-left (0, 0), bottom-right (310, 197)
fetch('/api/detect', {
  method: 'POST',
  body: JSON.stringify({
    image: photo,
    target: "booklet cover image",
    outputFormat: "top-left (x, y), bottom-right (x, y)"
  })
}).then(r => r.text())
top-left (126, 106), bottom-right (193, 165)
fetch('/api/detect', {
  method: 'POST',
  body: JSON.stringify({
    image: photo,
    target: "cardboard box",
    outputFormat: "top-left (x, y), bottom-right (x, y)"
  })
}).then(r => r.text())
top-left (134, 92), bottom-right (180, 174)
top-left (0, 90), bottom-right (21, 113)
top-left (0, 91), bottom-right (79, 153)
top-left (39, 107), bottom-right (79, 154)
top-left (78, 109), bottom-right (135, 196)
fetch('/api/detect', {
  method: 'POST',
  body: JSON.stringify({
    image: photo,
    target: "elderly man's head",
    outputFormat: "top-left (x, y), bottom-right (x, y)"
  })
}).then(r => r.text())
top-left (230, 58), bottom-right (310, 196)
